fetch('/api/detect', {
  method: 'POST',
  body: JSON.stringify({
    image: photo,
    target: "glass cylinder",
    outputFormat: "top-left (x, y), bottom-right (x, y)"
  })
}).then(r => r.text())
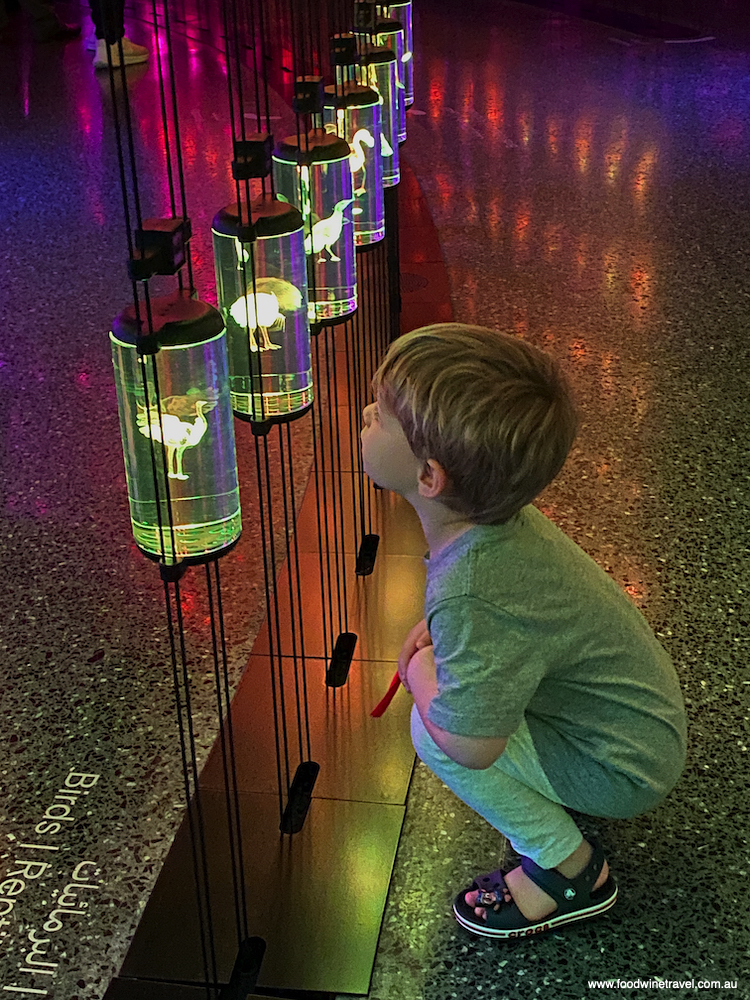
top-left (372, 18), bottom-right (406, 143)
top-left (272, 130), bottom-right (358, 322)
top-left (356, 44), bottom-right (400, 188)
top-left (377, 1), bottom-right (413, 106)
top-left (110, 292), bottom-right (241, 565)
top-left (323, 84), bottom-right (384, 247)
top-left (212, 198), bottom-right (313, 422)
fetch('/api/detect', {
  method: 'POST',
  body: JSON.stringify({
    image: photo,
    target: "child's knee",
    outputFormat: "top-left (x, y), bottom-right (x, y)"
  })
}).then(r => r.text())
top-left (410, 703), bottom-right (447, 767)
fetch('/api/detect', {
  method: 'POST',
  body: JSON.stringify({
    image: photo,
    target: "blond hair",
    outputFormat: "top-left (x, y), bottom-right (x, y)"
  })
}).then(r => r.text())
top-left (371, 324), bottom-right (578, 524)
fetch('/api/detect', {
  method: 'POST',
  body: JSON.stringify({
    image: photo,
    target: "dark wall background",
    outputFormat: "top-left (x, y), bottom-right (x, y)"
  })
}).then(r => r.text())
top-left (518, 0), bottom-right (749, 43)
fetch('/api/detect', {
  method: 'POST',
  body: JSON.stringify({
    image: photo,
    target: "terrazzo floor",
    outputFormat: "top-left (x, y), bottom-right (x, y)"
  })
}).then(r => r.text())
top-left (2, 0), bottom-right (750, 998)
top-left (364, 3), bottom-right (750, 998)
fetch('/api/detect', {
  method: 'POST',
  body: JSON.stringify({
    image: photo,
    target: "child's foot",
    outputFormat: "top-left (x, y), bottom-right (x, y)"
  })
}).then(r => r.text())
top-left (464, 840), bottom-right (609, 923)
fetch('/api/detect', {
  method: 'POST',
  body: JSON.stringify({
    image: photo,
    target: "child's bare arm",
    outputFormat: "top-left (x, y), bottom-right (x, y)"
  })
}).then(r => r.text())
top-left (397, 618), bottom-right (432, 693)
top-left (407, 645), bottom-right (509, 770)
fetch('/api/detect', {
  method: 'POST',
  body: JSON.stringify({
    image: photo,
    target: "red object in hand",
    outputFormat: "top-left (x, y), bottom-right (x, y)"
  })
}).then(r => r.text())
top-left (371, 671), bottom-right (402, 717)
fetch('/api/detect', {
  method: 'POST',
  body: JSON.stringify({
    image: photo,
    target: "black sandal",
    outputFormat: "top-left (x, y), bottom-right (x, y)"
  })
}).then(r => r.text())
top-left (452, 836), bottom-right (618, 939)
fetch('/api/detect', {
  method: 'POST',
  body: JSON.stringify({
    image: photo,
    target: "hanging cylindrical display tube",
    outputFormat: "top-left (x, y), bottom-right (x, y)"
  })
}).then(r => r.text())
top-left (212, 198), bottom-right (313, 422)
top-left (377, 1), bottom-right (413, 106)
top-left (323, 83), bottom-right (384, 247)
top-left (110, 291), bottom-right (242, 565)
top-left (272, 129), bottom-right (358, 322)
top-left (370, 17), bottom-right (406, 143)
top-left (356, 44), bottom-right (399, 188)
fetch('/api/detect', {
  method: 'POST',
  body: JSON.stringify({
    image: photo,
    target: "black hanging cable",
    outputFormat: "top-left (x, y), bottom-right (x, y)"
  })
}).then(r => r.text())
top-left (175, 577), bottom-right (220, 993)
top-left (250, 0), bottom-right (273, 202)
top-left (225, 0), bottom-right (268, 430)
top-left (161, 0), bottom-right (195, 292)
top-left (140, 334), bottom-right (179, 565)
top-left (252, 433), bottom-right (287, 824)
top-left (374, 231), bottom-right (385, 359)
top-left (309, 349), bottom-right (332, 667)
top-left (105, 55), bottom-right (177, 569)
top-left (367, 251), bottom-right (378, 396)
top-left (114, 45), bottom-right (144, 233)
top-left (369, 251), bottom-right (382, 522)
top-left (150, 0), bottom-right (178, 219)
top-left (244, 0), bottom-right (263, 129)
top-left (327, 329), bottom-right (351, 631)
top-left (221, 0), bottom-right (239, 146)
top-left (260, 433), bottom-right (294, 800)
top-left (296, 0), bottom-right (348, 639)
top-left (351, 268), bottom-right (373, 534)
top-left (230, 0), bottom-right (249, 138)
top-left (294, 0), bottom-right (336, 672)
top-left (220, 0), bottom-right (290, 832)
top-left (380, 231), bottom-right (390, 356)
top-left (302, 0), bottom-right (315, 88)
top-left (164, 580), bottom-right (214, 1000)
top-left (102, 0), bottom-right (263, 988)
top-left (285, 420), bottom-right (313, 761)
top-left (314, 0), bottom-right (324, 75)
top-left (351, 302), bottom-right (369, 542)
top-left (205, 562), bottom-right (245, 955)
top-left (389, 181), bottom-right (402, 341)
top-left (321, 328), bottom-right (345, 639)
top-left (343, 317), bottom-right (363, 557)
top-left (214, 559), bottom-right (250, 939)
top-left (284, 1), bottom-right (327, 682)
top-left (255, 0), bottom-right (273, 146)
top-left (277, 424), bottom-right (306, 762)
top-left (105, 62), bottom-right (136, 262)
top-left (313, 333), bottom-right (336, 658)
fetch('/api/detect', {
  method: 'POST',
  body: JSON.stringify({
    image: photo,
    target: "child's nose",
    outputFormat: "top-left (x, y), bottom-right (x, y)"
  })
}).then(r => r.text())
top-left (362, 403), bottom-right (374, 427)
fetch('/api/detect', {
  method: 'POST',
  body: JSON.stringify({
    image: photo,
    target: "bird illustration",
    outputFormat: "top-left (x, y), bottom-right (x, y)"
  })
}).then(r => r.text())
top-left (304, 199), bottom-right (354, 262)
top-left (229, 277), bottom-right (303, 352)
top-left (349, 128), bottom-right (375, 195)
top-left (136, 392), bottom-right (215, 481)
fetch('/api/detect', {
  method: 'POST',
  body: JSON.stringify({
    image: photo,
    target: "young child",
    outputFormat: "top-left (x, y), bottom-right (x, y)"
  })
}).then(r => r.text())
top-left (360, 323), bottom-right (687, 940)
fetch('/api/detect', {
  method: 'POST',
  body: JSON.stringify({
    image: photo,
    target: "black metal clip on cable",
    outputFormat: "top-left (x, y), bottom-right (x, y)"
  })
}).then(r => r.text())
top-left (219, 936), bottom-right (267, 999)
top-left (232, 132), bottom-right (274, 181)
top-left (128, 217), bottom-right (193, 282)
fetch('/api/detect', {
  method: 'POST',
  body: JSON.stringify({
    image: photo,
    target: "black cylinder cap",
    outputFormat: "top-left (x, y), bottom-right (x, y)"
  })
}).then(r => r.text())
top-left (358, 42), bottom-right (397, 65)
top-left (323, 83), bottom-right (380, 109)
top-left (375, 16), bottom-right (403, 32)
top-left (274, 129), bottom-right (351, 165)
top-left (112, 291), bottom-right (224, 348)
top-left (213, 197), bottom-right (304, 239)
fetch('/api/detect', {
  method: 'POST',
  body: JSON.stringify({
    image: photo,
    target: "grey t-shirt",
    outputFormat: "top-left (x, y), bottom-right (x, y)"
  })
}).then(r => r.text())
top-left (424, 504), bottom-right (687, 814)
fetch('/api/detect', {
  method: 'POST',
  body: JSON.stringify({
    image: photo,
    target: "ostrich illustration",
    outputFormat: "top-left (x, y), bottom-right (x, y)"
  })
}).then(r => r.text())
top-left (304, 199), bottom-right (354, 262)
top-left (229, 276), bottom-right (303, 352)
top-left (349, 128), bottom-right (375, 196)
top-left (136, 393), bottom-right (214, 481)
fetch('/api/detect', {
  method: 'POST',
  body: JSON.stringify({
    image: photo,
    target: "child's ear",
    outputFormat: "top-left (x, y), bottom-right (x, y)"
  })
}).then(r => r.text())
top-left (417, 459), bottom-right (449, 499)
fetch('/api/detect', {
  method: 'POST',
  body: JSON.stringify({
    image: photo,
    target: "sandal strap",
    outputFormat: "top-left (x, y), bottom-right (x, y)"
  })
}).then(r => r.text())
top-left (519, 837), bottom-right (606, 913)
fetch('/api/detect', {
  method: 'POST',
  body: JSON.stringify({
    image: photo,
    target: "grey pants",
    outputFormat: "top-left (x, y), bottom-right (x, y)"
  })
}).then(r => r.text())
top-left (411, 705), bottom-right (590, 869)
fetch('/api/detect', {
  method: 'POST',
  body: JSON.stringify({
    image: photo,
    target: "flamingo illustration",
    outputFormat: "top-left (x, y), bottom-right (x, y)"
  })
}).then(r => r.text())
top-left (349, 128), bottom-right (375, 195)
top-left (136, 396), bottom-right (211, 481)
top-left (229, 277), bottom-right (303, 352)
top-left (304, 199), bottom-right (354, 262)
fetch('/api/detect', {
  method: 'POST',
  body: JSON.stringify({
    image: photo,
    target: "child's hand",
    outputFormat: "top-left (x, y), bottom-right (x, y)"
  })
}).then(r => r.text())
top-left (398, 618), bottom-right (432, 693)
